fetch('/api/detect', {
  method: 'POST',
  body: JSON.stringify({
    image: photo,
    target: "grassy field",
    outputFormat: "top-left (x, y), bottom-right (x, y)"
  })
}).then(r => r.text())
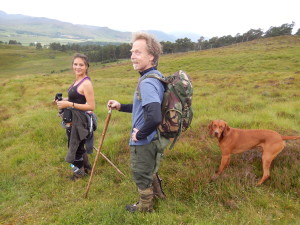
top-left (0, 36), bottom-right (300, 225)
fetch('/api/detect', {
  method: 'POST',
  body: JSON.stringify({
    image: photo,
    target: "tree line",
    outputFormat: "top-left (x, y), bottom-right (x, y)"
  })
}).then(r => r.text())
top-left (3, 22), bottom-right (299, 64)
top-left (163, 22), bottom-right (298, 53)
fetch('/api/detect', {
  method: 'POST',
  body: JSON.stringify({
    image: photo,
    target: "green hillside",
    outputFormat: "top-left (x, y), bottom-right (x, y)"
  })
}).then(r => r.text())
top-left (0, 10), bottom-right (132, 46)
top-left (0, 36), bottom-right (299, 224)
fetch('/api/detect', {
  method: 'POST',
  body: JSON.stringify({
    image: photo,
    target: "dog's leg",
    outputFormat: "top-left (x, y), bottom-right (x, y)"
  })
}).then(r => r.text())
top-left (217, 154), bottom-right (231, 175)
top-left (257, 153), bottom-right (272, 185)
top-left (212, 154), bottom-right (231, 180)
top-left (257, 143), bottom-right (284, 185)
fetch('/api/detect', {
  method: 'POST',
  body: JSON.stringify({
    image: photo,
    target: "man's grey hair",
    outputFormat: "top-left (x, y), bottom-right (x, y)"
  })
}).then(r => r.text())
top-left (131, 32), bottom-right (163, 66)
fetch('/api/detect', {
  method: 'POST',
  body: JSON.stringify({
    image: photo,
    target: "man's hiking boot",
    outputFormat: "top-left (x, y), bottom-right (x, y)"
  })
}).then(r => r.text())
top-left (125, 202), bottom-right (143, 213)
top-left (153, 173), bottom-right (166, 199)
top-left (125, 187), bottom-right (154, 213)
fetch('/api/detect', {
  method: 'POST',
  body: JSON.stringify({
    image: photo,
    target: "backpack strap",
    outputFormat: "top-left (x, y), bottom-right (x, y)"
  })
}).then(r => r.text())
top-left (157, 127), bottom-right (181, 150)
top-left (170, 117), bottom-right (185, 149)
top-left (136, 73), bottom-right (166, 101)
top-left (145, 73), bottom-right (167, 83)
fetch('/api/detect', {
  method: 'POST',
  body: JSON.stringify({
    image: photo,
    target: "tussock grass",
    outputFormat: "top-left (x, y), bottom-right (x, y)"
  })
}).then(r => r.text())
top-left (1, 36), bottom-right (300, 224)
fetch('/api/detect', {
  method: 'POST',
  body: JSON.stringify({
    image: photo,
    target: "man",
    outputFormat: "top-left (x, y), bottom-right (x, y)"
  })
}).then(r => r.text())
top-left (107, 32), bottom-right (169, 212)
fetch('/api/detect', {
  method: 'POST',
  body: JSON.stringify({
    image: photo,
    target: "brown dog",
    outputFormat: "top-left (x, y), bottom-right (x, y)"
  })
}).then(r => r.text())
top-left (208, 120), bottom-right (300, 185)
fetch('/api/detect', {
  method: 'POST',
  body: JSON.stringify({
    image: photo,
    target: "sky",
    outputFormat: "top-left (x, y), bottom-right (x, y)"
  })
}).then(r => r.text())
top-left (1, 0), bottom-right (299, 38)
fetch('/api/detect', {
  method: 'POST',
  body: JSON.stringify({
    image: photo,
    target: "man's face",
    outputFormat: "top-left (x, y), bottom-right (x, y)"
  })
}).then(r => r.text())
top-left (130, 39), bottom-right (154, 72)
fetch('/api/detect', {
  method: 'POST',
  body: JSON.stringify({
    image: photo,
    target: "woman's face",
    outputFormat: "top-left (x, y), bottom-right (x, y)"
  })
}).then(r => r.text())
top-left (72, 57), bottom-right (88, 76)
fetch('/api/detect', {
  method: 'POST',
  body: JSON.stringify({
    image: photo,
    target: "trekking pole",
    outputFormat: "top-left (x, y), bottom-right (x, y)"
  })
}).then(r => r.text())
top-left (84, 107), bottom-right (112, 198)
top-left (93, 146), bottom-right (125, 177)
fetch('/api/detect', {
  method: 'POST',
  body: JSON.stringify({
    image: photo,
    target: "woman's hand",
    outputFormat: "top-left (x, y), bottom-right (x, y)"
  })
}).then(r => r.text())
top-left (57, 100), bottom-right (71, 109)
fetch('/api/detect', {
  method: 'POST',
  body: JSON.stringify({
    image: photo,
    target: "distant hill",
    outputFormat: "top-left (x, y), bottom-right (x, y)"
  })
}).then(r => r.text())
top-left (0, 10), bottom-right (201, 45)
top-left (0, 10), bottom-right (132, 45)
top-left (142, 30), bottom-right (177, 42)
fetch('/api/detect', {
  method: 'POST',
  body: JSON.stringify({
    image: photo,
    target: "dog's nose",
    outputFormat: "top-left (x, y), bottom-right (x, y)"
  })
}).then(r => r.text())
top-left (214, 131), bottom-right (219, 136)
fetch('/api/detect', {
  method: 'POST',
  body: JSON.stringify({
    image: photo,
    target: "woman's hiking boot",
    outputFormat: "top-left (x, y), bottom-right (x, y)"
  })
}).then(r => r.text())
top-left (152, 173), bottom-right (166, 199)
top-left (125, 187), bottom-right (154, 213)
top-left (83, 153), bottom-right (92, 175)
top-left (70, 165), bottom-right (85, 180)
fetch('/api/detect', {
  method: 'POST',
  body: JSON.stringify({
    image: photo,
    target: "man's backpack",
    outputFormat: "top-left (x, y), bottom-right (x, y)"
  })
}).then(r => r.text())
top-left (138, 70), bottom-right (193, 149)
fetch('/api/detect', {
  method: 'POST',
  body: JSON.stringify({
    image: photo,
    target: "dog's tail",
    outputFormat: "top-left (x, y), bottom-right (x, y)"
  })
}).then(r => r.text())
top-left (281, 135), bottom-right (300, 140)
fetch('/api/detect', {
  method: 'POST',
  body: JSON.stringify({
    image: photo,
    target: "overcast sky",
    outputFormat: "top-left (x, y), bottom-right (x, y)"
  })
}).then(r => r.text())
top-left (1, 0), bottom-right (299, 37)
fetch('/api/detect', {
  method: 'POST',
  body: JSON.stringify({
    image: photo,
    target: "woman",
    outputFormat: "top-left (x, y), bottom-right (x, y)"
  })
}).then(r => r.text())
top-left (56, 53), bottom-right (95, 179)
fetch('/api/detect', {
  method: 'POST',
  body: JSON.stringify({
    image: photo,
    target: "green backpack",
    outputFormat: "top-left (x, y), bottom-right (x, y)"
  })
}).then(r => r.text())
top-left (137, 70), bottom-right (193, 149)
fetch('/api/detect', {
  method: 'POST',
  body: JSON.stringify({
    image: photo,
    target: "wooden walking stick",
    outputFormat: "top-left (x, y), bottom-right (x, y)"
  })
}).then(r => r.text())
top-left (93, 146), bottom-right (125, 177)
top-left (84, 107), bottom-right (113, 198)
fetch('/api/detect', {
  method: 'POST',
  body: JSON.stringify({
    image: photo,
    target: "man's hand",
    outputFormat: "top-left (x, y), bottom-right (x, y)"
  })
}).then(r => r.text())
top-left (107, 100), bottom-right (121, 110)
top-left (131, 128), bottom-right (139, 142)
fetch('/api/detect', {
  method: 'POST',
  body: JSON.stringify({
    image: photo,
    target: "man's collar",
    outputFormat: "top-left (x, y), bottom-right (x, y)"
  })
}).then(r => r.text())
top-left (139, 66), bottom-right (157, 76)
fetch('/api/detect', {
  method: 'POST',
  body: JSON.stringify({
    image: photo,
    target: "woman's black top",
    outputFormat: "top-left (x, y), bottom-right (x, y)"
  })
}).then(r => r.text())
top-left (68, 76), bottom-right (90, 104)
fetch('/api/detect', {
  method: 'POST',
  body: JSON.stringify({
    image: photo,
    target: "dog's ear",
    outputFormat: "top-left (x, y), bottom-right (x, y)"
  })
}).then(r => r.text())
top-left (208, 121), bottom-right (213, 136)
top-left (222, 122), bottom-right (230, 136)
